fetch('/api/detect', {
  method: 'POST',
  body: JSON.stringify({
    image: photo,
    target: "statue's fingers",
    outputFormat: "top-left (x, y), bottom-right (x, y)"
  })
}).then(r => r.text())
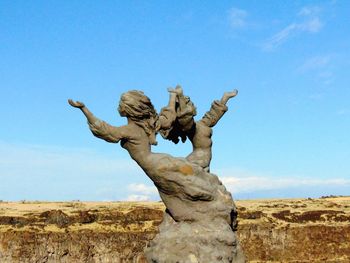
top-left (68, 99), bottom-right (83, 108)
top-left (175, 85), bottom-right (183, 95)
top-left (167, 87), bottom-right (176, 93)
top-left (68, 99), bottom-right (75, 106)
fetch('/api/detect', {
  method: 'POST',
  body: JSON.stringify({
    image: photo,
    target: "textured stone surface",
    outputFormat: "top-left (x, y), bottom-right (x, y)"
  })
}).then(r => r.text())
top-left (0, 197), bottom-right (349, 262)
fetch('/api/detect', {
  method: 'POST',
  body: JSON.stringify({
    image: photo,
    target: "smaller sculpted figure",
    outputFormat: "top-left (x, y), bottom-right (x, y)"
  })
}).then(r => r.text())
top-left (159, 86), bottom-right (237, 172)
top-left (69, 87), bottom-right (245, 263)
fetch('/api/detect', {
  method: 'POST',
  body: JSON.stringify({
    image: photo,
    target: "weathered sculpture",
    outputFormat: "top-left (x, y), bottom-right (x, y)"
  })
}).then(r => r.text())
top-left (69, 86), bottom-right (245, 263)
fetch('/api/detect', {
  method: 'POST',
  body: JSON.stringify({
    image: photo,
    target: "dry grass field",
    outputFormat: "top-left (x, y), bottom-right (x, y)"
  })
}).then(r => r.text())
top-left (0, 197), bottom-right (349, 262)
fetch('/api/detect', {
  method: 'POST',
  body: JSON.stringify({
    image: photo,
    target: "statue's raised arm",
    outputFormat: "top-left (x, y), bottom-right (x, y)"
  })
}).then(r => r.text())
top-left (156, 88), bottom-right (178, 130)
top-left (68, 99), bottom-right (127, 143)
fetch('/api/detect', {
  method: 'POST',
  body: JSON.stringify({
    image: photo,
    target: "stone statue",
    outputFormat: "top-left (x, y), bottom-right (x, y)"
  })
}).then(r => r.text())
top-left (68, 86), bottom-right (245, 263)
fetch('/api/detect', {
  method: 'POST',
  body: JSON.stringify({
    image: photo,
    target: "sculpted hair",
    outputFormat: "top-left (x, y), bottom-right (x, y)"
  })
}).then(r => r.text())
top-left (118, 90), bottom-right (159, 145)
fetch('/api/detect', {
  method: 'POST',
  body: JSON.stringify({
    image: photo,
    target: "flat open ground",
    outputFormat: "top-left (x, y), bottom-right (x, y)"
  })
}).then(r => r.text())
top-left (1, 196), bottom-right (349, 230)
top-left (0, 197), bottom-right (349, 262)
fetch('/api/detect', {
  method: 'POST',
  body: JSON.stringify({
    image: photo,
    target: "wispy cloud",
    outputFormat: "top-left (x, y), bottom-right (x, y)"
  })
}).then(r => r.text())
top-left (263, 5), bottom-right (323, 51)
top-left (298, 6), bottom-right (321, 17)
top-left (298, 55), bottom-right (331, 72)
top-left (221, 176), bottom-right (350, 194)
top-left (297, 55), bottom-right (335, 86)
top-left (125, 183), bottom-right (158, 201)
top-left (126, 194), bottom-right (153, 201)
top-left (128, 183), bottom-right (157, 195)
top-left (228, 8), bottom-right (248, 29)
top-left (263, 23), bottom-right (298, 50)
top-left (217, 168), bottom-right (350, 195)
top-left (3, 141), bottom-right (347, 200)
top-left (0, 141), bottom-right (142, 200)
top-left (0, 141), bottom-right (138, 177)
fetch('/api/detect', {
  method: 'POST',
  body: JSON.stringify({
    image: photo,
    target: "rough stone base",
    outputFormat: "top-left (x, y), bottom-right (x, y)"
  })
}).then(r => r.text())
top-left (145, 213), bottom-right (245, 263)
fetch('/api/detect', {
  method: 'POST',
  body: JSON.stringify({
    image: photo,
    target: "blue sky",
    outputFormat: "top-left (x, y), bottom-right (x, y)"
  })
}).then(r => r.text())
top-left (1, 1), bottom-right (349, 201)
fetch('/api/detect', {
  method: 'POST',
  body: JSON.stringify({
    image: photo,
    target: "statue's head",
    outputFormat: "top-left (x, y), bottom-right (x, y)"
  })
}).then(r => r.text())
top-left (118, 90), bottom-right (156, 119)
top-left (118, 90), bottom-right (158, 145)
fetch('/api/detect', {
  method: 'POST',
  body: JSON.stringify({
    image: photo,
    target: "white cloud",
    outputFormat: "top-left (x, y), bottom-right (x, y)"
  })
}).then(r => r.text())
top-left (298, 6), bottom-right (321, 17)
top-left (297, 5), bottom-right (322, 33)
top-left (0, 141), bottom-right (139, 177)
top-left (221, 176), bottom-right (350, 194)
top-left (298, 55), bottom-right (331, 73)
top-left (297, 55), bottom-right (334, 86)
top-left (125, 183), bottom-right (158, 201)
top-left (263, 6), bottom-right (323, 51)
top-left (126, 194), bottom-right (152, 201)
top-left (3, 141), bottom-right (347, 200)
top-left (127, 183), bottom-right (158, 195)
top-left (300, 17), bottom-right (322, 33)
top-left (0, 141), bottom-right (143, 200)
top-left (228, 8), bottom-right (248, 29)
top-left (217, 168), bottom-right (350, 194)
top-left (263, 23), bottom-right (297, 50)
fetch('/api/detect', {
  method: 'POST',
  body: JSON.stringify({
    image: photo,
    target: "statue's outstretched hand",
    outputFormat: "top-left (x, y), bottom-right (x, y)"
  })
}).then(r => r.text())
top-left (167, 87), bottom-right (176, 94)
top-left (167, 85), bottom-right (183, 96)
top-left (68, 99), bottom-right (85, 109)
top-left (224, 89), bottom-right (238, 99)
top-left (221, 89), bottom-right (238, 105)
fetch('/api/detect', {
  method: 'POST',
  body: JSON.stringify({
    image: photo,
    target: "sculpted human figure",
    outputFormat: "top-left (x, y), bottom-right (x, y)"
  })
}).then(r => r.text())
top-left (160, 86), bottom-right (238, 172)
top-left (69, 87), bottom-right (245, 263)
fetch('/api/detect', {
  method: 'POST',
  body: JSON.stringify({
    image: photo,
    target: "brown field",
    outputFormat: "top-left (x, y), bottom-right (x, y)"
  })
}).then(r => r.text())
top-left (0, 197), bottom-right (349, 262)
